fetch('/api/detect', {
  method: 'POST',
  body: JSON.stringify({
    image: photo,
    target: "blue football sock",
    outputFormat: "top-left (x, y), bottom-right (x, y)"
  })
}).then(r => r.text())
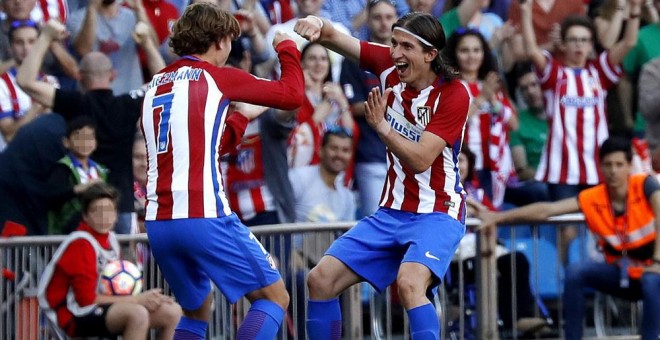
top-left (306, 298), bottom-right (342, 340)
top-left (236, 299), bottom-right (285, 340)
top-left (174, 316), bottom-right (207, 340)
top-left (407, 303), bottom-right (440, 340)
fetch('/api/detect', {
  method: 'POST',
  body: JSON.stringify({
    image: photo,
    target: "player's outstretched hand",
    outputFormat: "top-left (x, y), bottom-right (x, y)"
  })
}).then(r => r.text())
top-left (294, 16), bottom-right (323, 42)
top-left (234, 102), bottom-right (269, 120)
top-left (272, 31), bottom-right (293, 49)
top-left (365, 87), bottom-right (393, 136)
top-left (136, 288), bottom-right (175, 312)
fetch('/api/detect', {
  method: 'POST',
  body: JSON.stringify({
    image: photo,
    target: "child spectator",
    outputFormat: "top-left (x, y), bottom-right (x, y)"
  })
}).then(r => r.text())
top-left (38, 182), bottom-right (182, 339)
top-left (46, 116), bottom-right (107, 235)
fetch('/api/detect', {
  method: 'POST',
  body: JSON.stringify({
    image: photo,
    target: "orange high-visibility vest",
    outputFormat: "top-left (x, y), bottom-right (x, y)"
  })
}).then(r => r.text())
top-left (578, 174), bottom-right (656, 278)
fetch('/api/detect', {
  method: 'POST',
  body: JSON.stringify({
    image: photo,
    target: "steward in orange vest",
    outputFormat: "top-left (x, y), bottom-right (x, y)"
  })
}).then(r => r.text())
top-left (578, 173), bottom-right (656, 279)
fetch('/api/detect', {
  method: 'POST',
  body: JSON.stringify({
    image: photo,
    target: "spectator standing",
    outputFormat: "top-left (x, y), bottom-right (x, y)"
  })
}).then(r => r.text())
top-left (0, 0), bottom-right (78, 79)
top-left (16, 19), bottom-right (165, 234)
top-left (295, 12), bottom-right (470, 339)
top-left (339, 0), bottom-right (397, 218)
top-left (594, 0), bottom-right (658, 136)
top-left (38, 182), bottom-right (182, 339)
top-left (139, 0), bottom-right (180, 68)
top-left (520, 0), bottom-right (642, 257)
top-left (46, 116), bottom-right (107, 235)
top-left (444, 29), bottom-right (518, 209)
top-left (288, 42), bottom-right (354, 168)
top-left (0, 20), bottom-right (56, 144)
top-left (140, 4), bottom-right (304, 339)
top-left (478, 137), bottom-right (660, 340)
top-left (508, 0), bottom-right (585, 60)
top-left (623, 0), bottom-right (660, 77)
top-left (521, 0), bottom-right (641, 200)
top-left (623, 0), bottom-right (660, 136)
top-left (67, 0), bottom-right (158, 94)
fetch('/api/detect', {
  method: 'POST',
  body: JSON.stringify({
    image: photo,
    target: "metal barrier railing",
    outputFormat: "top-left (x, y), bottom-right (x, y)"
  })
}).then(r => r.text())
top-left (0, 217), bottom-right (643, 339)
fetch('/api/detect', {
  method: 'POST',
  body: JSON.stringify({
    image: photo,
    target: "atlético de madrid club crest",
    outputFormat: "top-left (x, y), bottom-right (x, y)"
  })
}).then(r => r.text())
top-left (417, 106), bottom-right (431, 126)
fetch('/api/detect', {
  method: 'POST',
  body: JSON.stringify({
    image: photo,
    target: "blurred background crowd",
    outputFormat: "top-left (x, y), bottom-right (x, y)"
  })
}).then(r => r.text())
top-left (2, 0), bottom-right (660, 336)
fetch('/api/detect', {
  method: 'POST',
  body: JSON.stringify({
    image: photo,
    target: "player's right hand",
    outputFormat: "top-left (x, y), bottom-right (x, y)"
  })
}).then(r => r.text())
top-left (272, 31), bottom-right (293, 49)
top-left (294, 16), bottom-right (323, 42)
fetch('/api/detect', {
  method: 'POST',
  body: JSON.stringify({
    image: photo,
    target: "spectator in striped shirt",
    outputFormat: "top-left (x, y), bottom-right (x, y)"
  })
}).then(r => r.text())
top-left (0, 19), bottom-right (56, 144)
top-left (520, 0), bottom-right (643, 259)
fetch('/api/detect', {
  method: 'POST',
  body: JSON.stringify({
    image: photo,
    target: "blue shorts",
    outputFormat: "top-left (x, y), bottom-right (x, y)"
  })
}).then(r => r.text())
top-left (146, 215), bottom-right (281, 309)
top-left (327, 207), bottom-right (465, 293)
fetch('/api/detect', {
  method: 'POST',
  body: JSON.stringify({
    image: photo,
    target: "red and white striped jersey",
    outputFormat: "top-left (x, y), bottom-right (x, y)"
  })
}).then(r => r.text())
top-left (141, 42), bottom-right (303, 221)
top-left (30, 0), bottom-right (68, 24)
top-left (462, 81), bottom-right (515, 207)
top-left (0, 68), bottom-right (58, 121)
top-left (359, 42), bottom-right (469, 219)
top-left (535, 51), bottom-right (621, 185)
top-left (224, 120), bottom-right (276, 221)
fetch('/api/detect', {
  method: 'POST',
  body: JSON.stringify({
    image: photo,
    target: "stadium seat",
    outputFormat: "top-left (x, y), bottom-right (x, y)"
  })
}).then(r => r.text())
top-left (513, 238), bottom-right (563, 300)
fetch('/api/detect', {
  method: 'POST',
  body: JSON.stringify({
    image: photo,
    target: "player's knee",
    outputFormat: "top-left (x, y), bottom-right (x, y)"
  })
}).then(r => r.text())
top-left (307, 266), bottom-right (331, 296)
top-left (396, 275), bottom-right (424, 302)
top-left (268, 287), bottom-right (290, 310)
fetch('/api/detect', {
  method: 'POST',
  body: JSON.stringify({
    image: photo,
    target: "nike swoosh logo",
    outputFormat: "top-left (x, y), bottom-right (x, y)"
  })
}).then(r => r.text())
top-left (425, 251), bottom-right (440, 261)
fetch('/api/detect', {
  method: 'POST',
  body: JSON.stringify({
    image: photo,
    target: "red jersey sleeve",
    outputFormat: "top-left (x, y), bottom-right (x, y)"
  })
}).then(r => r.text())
top-left (594, 51), bottom-right (623, 90)
top-left (219, 112), bottom-right (249, 155)
top-left (216, 40), bottom-right (304, 110)
top-left (425, 81), bottom-right (470, 145)
top-left (57, 239), bottom-right (99, 307)
top-left (537, 50), bottom-right (561, 91)
top-left (359, 41), bottom-right (395, 77)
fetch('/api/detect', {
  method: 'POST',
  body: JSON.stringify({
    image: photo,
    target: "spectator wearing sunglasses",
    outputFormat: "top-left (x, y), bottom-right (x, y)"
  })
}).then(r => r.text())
top-left (0, 0), bottom-right (78, 81)
top-left (0, 19), bottom-right (59, 145)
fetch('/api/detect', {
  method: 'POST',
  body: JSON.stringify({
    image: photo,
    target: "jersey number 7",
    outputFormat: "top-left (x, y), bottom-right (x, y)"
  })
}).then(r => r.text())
top-left (153, 93), bottom-right (174, 154)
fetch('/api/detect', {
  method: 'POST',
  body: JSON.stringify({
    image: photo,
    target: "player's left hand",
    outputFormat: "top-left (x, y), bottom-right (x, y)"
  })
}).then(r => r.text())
top-left (272, 31), bottom-right (294, 49)
top-left (364, 87), bottom-right (392, 133)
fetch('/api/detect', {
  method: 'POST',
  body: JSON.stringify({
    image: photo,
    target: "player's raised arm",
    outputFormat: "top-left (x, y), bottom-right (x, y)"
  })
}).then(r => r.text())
top-left (294, 16), bottom-right (361, 63)
top-left (222, 33), bottom-right (304, 110)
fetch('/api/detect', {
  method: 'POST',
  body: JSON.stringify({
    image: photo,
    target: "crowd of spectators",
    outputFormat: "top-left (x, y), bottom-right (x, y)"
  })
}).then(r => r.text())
top-left (1, 0), bottom-right (660, 336)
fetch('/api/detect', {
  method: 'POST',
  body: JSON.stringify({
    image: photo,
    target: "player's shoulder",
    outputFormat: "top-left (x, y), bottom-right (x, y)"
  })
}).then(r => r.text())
top-left (440, 78), bottom-right (470, 98)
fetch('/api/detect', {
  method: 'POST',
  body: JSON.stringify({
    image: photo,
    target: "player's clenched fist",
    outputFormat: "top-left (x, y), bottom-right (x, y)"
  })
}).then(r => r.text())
top-left (272, 31), bottom-right (294, 49)
top-left (294, 15), bottom-right (324, 42)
